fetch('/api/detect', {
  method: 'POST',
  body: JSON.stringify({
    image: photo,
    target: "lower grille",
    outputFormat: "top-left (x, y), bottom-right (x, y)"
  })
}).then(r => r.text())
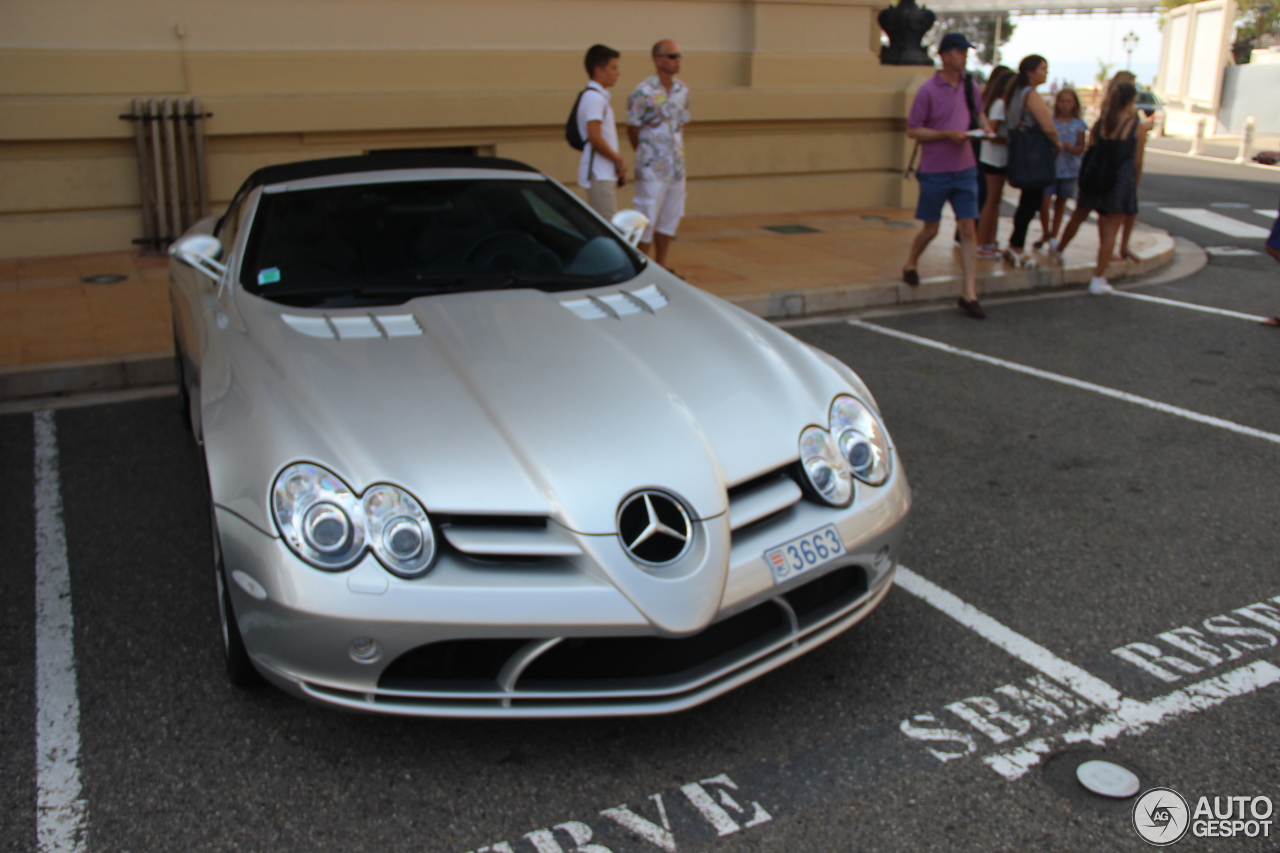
top-left (374, 565), bottom-right (869, 705)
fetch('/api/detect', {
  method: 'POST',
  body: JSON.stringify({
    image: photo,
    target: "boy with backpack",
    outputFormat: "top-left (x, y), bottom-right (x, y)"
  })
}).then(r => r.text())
top-left (568, 44), bottom-right (627, 219)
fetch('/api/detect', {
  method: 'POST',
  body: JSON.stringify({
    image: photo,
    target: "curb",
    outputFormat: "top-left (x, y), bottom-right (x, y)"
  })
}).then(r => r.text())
top-left (0, 352), bottom-right (175, 403)
top-left (728, 230), bottom-right (1176, 320)
top-left (0, 228), bottom-right (1177, 402)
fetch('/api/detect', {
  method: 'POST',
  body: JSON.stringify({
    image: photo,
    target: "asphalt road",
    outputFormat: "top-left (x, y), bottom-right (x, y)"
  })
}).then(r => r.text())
top-left (3, 174), bottom-right (1279, 853)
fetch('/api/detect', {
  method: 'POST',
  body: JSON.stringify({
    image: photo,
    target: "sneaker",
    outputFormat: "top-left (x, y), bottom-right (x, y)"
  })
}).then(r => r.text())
top-left (976, 246), bottom-right (1003, 259)
top-left (1047, 238), bottom-right (1064, 264)
top-left (1088, 276), bottom-right (1113, 295)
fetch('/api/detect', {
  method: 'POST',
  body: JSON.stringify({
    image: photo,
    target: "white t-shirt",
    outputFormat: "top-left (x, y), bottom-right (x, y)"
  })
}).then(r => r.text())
top-left (980, 98), bottom-right (1008, 168)
top-left (577, 81), bottom-right (618, 188)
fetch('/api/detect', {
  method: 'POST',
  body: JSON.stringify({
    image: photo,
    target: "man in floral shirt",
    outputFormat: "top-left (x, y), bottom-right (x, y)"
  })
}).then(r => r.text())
top-left (627, 39), bottom-right (690, 269)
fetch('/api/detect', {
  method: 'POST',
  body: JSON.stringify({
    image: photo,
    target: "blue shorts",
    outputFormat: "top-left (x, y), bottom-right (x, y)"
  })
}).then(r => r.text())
top-left (915, 167), bottom-right (980, 222)
top-left (1048, 177), bottom-right (1077, 200)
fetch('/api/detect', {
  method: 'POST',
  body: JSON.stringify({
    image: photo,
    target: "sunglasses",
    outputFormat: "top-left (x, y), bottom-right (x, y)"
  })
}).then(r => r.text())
top-left (662, 53), bottom-right (682, 59)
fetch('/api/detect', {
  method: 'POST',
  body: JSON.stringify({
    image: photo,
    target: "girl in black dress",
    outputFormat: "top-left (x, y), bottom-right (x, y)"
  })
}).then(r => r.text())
top-left (1076, 82), bottom-right (1147, 293)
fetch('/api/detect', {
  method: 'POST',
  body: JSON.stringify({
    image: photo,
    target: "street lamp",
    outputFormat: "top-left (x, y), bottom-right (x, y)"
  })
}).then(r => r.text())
top-left (1122, 30), bottom-right (1139, 71)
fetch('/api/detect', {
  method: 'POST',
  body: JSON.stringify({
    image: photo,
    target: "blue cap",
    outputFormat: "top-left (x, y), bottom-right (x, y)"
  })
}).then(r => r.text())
top-left (939, 32), bottom-right (975, 53)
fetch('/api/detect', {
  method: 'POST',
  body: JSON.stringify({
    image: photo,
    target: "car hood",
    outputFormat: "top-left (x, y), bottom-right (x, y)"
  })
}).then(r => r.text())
top-left (210, 274), bottom-right (855, 526)
top-left (202, 274), bottom-right (861, 630)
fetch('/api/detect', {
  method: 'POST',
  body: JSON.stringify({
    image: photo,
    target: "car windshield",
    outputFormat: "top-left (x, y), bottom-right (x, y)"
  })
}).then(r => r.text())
top-left (240, 177), bottom-right (643, 307)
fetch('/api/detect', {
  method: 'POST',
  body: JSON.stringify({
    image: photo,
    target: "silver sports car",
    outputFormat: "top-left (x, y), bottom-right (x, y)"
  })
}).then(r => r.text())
top-left (169, 152), bottom-right (911, 717)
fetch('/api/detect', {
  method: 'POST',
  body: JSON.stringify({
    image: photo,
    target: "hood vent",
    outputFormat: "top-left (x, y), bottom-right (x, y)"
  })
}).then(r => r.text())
top-left (282, 313), bottom-right (424, 340)
top-left (560, 284), bottom-right (668, 321)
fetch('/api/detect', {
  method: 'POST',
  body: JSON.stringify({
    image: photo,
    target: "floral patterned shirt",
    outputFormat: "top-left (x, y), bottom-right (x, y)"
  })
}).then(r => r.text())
top-left (626, 76), bottom-right (690, 182)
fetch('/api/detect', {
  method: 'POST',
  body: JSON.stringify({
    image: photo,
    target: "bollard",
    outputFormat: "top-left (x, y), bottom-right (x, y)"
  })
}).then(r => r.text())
top-left (1190, 117), bottom-right (1206, 156)
top-left (1237, 116), bottom-right (1256, 163)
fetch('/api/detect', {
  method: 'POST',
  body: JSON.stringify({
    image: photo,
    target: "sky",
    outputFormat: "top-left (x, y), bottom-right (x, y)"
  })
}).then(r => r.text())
top-left (987, 12), bottom-right (1165, 88)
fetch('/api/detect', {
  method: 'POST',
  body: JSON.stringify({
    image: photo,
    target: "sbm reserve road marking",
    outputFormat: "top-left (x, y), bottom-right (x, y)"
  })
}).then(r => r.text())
top-left (896, 568), bottom-right (1280, 780)
top-left (847, 320), bottom-right (1280, 447)
top-left (33, 410), bottom-right (89, 853)
top-left (458, 571), bottom-right (1280, 852)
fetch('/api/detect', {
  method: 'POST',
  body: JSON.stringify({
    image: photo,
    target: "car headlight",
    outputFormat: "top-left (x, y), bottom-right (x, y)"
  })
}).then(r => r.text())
top-left (363, 485), bottom-right (435, 578)
top-left (273, 463), bottom-right (366, 569)
top-left (799, 426), bottom-right (854, 507)
top-left (272, 464), bottom-right (436, 577)
top-left (829, 395), bottom-right (892, 486)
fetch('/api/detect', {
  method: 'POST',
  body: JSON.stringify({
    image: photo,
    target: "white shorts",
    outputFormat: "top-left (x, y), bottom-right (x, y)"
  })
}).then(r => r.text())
top-left (631, 178), bottom-right (686, 242)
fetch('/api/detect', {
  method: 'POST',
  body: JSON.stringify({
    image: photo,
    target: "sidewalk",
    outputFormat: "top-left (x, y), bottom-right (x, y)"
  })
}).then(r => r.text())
top-left (0, 205), bottom-right (1174, 402)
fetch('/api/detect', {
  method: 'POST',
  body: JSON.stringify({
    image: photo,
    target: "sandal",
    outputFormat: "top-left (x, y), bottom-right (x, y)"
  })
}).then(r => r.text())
top-left (903, 268), bottom-right (920, 286)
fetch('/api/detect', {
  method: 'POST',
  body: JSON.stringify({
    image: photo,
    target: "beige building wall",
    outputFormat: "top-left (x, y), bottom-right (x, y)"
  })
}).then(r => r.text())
top-left (0, 0), bottom-right (926, 259)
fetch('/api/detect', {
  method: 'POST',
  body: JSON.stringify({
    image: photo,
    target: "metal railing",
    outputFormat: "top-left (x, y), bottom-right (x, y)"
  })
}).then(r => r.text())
top-left (120, 98), bottom-right (212, 251)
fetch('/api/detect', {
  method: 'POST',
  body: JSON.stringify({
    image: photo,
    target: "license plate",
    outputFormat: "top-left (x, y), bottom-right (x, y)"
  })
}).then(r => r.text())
top-left (764, 524), bottom-right (845, 584)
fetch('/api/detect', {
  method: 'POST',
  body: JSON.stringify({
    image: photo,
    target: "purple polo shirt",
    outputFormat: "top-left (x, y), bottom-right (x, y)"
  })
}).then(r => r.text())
top-left (908, 73), bottom-right (981, 174)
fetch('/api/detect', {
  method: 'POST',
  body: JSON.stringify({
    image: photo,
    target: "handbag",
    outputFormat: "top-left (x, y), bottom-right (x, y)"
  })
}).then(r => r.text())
top-left (1077, 138), bottom-right (1117, 196)
top-left (1005, 89), bottom-right (1056, 190)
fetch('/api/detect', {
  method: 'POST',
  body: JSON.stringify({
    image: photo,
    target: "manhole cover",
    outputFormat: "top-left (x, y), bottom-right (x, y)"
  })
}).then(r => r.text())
top-left (763, 224), bottom-right (820, 234)
top-left (1043, 750), bottom-right (1145, 812)
top-left (1077, 760), bottom-right (1141, 798)
top-left (81, 273), bottom-right (128, 284)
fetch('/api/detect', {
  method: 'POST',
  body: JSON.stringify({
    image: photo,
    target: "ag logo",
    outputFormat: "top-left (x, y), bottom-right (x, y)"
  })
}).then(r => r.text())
top-left (1133, 787), bottom-right (1191, 846)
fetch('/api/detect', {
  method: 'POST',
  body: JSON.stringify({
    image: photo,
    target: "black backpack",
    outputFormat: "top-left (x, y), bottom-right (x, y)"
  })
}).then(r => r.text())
top-left (565, 87), bottom-right (599, 151)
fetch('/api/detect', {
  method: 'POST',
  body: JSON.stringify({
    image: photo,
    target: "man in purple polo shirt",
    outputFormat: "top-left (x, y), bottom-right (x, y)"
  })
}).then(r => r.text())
top-left (902, 32), bottom-right (988, 319)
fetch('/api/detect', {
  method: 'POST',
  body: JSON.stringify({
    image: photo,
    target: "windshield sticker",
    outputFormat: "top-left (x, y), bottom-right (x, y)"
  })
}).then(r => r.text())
top-left (258, 267), bottom-right (281, 285)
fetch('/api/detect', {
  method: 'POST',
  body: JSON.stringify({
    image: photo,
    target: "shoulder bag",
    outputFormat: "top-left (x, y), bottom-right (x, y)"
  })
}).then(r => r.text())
top-left (1005, 88), bottom-right (1057, 190)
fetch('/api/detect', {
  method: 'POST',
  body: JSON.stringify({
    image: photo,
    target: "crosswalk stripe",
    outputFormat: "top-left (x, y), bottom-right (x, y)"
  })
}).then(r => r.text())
top-left (1257, 209), bottom-right (1278, 221)
top-left (1157, 207), bottom-right (1271, 239)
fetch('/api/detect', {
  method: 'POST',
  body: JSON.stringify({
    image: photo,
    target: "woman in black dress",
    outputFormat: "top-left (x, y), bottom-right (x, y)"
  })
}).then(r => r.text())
top-left (1073, 81), bottom-right (1147, 294)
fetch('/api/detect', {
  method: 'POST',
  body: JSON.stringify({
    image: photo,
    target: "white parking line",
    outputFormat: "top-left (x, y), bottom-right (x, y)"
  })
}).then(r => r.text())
top-left (33, 411), bottom-right (88, 853)
top-left (1257, 209), bottom-right (1277, 220)
top-left (1157, 207), bottom-right (1271, 239)
top-left (895, 567), bottom-right (1123, 710)
top-left (1110, 290), bottom-right (1269, 322)
top-left (847, 320), bottom-right (1280, 447)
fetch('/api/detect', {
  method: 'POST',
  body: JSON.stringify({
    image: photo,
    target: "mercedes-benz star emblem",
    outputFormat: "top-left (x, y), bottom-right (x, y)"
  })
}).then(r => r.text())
top-left (617, 491), bottom-right (693, 566)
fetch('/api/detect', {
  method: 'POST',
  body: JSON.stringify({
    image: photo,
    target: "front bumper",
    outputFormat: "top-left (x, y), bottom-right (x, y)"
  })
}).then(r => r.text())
top-left (218, 468), bottom-right (910, 717)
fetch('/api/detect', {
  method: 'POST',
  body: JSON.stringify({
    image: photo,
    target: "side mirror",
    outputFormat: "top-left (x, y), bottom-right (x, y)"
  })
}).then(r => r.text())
top-left (610, 209), bottom-right (650, 247)
top-left (170, 234), bottom-right (227, 280)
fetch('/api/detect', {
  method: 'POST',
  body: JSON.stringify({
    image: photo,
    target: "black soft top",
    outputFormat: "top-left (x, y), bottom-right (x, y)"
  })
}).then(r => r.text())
top-left (242, 152), bottom-right (540, 191)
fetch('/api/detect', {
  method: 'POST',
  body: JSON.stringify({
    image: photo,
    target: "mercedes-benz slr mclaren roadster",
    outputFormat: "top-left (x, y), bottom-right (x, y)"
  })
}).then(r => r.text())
top-left (169, 152), bottom-right (911, 717)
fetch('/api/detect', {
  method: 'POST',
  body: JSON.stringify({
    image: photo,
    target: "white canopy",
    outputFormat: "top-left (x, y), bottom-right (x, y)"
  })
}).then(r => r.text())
top-left (922, 0), bottom-right (1158, 12)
